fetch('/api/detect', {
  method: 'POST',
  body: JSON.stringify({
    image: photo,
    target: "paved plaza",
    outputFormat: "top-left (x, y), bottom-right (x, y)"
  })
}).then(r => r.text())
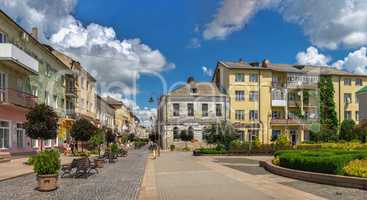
top-left (140, 152), bottom-right (367, 200)
top-left (0, 148), bottom-right (148, 200)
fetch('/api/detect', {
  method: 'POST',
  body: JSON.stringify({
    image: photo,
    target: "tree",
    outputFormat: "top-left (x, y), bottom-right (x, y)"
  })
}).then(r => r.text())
top-left (89, 128), bottom-right (105, 157)
top-left (24, 104), bottom-right (59, 151)
top-left (70, 118), bottom-right (96, 151)
top-left (105, 128), bottom-right (116, 145)
top-left (317, 76), bottom-right (338, 141)
top-left (203, 121), bottom-right (239, 150)
top-left (340, 119), bottom-right (356, 141)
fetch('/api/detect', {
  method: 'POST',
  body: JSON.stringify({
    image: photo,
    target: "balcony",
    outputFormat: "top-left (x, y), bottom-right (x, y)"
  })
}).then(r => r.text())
top-left (0, 43), bottom-right (38, 74)
top-left (0, 88), bottom-right (37, 108)
top-left (272, 89), bottom-right (287, 106)
top-left (65, 87), bottom-right (77, 97)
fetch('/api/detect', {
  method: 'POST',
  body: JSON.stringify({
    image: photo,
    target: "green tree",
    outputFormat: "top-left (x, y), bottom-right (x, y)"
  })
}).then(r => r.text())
top-left (24, 104), bottom-right (59, 151)
top-left (203, 121), bottom-right (239, 150)
top-left (89, 128), bottom-right (105, 157)
top-left (318, 76), bottom-right (338, 141)
top-left (105, 128), bottom-right (116, 145)
top-left (70, 118), bottom-right (96, 151)
top-left (340, 119), bottom-right (356, 141)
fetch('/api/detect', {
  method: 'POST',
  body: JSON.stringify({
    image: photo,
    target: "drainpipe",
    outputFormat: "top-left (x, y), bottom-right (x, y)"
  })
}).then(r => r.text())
top-left (259, 70), bottom-right (264, 144)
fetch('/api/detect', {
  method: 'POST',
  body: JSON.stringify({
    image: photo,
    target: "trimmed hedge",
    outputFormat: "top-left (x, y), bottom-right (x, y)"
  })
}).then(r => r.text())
top-left (275, 150), bottom-right (367, 175)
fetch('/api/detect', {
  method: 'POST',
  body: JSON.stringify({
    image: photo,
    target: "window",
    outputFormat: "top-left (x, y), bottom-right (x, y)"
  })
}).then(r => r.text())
top-left (16, 123), bottom-right (25, 148)
top-left (31, 139), bottom-right (38, 148)
top-left (248, 130), bottom-right (258, 142)
top-left (0, 72), bottom-right (7, 102)
top-left (187, 103), bottom-right (194, 116)
top-left (344, 78), bottom-right (352, 86)
top-left (356, 111), bottom-right (359, 121)
top-left (0, 121), bottom-right (10, 149)
top-left (173, 103), bottom-right (180, 116)
top-left (190, 88), bottom-right (197, 94)
top-left (235, 90), bottom-right (245, 101)
top-left (235, 110), bottom-right (245, 120)
top-left (0, 32), bottom-right (7, 43)
top-left (344, 93), bottom-right (352, 104)
top-left (272, 130), bottom-right (281, 140)
top-left (249, 110), bottom-right (258, 120)
top-left (344, 111), bottom-right (352, 120)
top-left (250, 74), bottom-right (258, 82)
top-left (272, 111), bottom-right (281, 119)
top-left (44, 91), bottom-right (50, 105)
top-left (53, 95), bottom-right (58, 109)
top-left (272, 76), bottom-right (279, 84)
top-left (202, 103), bottom-right (208, 117)
top-left (288, 92), bottom-right (296, 101)
top-left (173, 127), bottom-right (180, 140)
top-left (216, 104), bottom-right (222, 117)
top-left (44, 140), bottom-right (51, 147)
top-left (249, 91), bottom-right (258, 101)
top-left (80, 77), bottom-right (85, 89)
top-left (235, 73), bottom-right (245, 82)
top-left (16, 79), bottom-right (24, 92)
top-left (356, 79), bottom-right (363, 86)
top-left (356, 94), bottom-right (359, 104)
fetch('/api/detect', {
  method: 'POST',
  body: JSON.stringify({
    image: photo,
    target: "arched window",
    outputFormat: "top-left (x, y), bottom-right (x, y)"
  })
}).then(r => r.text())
top-left (188, 126), bottom-right (194, 140)
top-left (173, 127), bottom-right (179, 140)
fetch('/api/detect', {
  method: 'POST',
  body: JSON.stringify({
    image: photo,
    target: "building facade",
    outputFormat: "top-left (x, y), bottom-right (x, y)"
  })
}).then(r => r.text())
top-left (158, 79), bottom-right (229, 149)
top-left (213, 60), bottom-right (366, 145)
top-left (96, 95), bottom-right (121, 130)
top-left (0, 10), bottom-right (74, 155)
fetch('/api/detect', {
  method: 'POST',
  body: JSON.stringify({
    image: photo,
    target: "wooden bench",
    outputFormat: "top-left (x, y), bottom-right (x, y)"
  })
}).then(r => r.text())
top-left (61, 158), bottom-right (98, 178)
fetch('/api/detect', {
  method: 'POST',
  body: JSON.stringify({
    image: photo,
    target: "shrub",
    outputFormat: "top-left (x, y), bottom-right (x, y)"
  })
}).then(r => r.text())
top-left (73, 151), bottom-right (90, 157)
top-left (111, 143), bottom-right (119, 156)
top-left (33, 150), bottom-right (61, 175)
top-left (26, 155), bottom-right (36, 165)
top-left (340, 120), bottom-right (357, 141)
top-left (215, 144), bottom-right (226, 151)
top-left (343, 159), bottom-right (367, 178)
top-left (295, 144), bottom-right (322, 150)
top-left (275, 134), bottom-right (291, 149)
top-left (272, 156), bottom-right (280, 166)
top-left (229, 139), bottom-right (242, 151)
top-left (170, 144), bottom-right (175, 151)
top-left (275, 149), bottom-right (367, 175)
top-left (197, 148), bottom-right (227, 155)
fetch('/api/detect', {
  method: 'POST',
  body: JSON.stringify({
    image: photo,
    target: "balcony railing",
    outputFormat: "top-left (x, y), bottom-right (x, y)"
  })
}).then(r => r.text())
top-left (65, 87), bottom-right (77, 96)
top-left (0, 43), bottom-right (39, 73)
top-left (0, 88), bottom-right (37, 108)
top-left (272, 89), bottom-right (287, 106)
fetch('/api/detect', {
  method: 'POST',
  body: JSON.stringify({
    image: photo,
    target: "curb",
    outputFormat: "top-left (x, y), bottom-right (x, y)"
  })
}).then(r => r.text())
top-left (260, 160), bottom-right (367, 190)
top-left (0, 171), bottom-right (34, 182)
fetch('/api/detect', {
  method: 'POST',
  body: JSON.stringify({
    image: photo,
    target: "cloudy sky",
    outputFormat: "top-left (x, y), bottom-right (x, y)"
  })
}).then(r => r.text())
top-left (1, 0), bottom-right (367, 125)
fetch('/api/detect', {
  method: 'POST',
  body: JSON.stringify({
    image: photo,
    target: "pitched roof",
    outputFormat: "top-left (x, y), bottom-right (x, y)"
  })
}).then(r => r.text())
top-left (168, 81), bottom-right (225, 97)
top-left (217, 60), bottom-right (367, 77)
top-left (357, 86), bottom-right (367, 94)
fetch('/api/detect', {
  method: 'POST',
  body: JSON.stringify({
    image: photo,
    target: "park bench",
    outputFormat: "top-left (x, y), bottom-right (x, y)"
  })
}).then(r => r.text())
top-left (74, 157), bottom-right (98, 178)
top-left (61, 158), bottom-right (78, 178)
top-left (103, 152), bottom-right (118, 163)
top-left (117, 148), bottom-right (128, 157)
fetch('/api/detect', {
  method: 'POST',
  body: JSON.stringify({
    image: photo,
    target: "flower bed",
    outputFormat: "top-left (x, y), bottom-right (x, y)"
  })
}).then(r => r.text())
top-left (274, 150), bottom-right (367, 175)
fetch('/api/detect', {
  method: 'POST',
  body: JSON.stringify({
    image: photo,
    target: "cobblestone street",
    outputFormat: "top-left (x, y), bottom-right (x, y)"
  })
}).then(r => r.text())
top-left (0, 148), bottom-right (148, 200)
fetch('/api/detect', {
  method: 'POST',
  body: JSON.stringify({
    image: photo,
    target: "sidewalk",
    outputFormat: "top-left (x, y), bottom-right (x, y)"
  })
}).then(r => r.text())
top-left (139, 152), bottom-right (326, 200)
top-left (0, 155), bottom-right (74, 182)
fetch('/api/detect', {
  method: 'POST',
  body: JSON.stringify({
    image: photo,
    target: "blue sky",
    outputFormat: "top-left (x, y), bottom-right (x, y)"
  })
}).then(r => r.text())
top-left (73, 0), bottom-right (362, 108)
top-left (1, 0), bottom-right (367, 124)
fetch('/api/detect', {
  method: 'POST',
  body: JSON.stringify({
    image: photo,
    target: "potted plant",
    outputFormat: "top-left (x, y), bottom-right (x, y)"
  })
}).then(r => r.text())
top-left (33, 150), bottom-right (61, 191)
top-left (89, 128), bottom-right (105, 168)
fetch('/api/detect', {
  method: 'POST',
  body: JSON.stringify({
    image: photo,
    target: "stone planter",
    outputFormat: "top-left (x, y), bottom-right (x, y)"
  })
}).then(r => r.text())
top-left (94, 158), bottom-right (105, 168)
top-left (37, 174), bottom-right (58, 192)
top-left (192, 150), bottom-right (202, 156)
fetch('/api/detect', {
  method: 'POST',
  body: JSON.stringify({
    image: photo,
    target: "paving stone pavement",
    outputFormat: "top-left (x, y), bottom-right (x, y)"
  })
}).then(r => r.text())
top-left (0, 148), bottom-right (148, 200)
top-left (213, 156), bottom-right (367, 200)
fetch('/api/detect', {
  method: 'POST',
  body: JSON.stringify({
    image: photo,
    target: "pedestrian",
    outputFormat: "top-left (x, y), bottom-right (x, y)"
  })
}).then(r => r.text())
top-left (63, 140), bottom-right (69, 156)
top-left (70, 141), bottom-right (75, 155)
top-left (152, 142), bottom-right (158, 159)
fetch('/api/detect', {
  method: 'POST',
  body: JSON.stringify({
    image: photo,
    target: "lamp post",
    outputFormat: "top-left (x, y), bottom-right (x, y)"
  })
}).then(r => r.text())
top-left (148, 96), bottom-right (160, 156)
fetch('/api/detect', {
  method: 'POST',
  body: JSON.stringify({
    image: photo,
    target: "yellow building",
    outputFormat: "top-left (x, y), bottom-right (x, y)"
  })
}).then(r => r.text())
top-left (115, 103), bottom-right (132, 134)
top-left (213, 59), bottom-right (367, 145)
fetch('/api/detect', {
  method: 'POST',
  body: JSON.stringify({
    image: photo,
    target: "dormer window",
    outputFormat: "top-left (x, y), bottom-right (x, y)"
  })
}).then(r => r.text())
top-left (191, 88), bottom-right (197, 94)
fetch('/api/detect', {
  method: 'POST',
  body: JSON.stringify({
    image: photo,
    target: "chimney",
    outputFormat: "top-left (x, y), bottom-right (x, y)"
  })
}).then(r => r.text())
top-left (262, 59), bottom-right (270, 68)
top-left (31, 27), bottom-right (38, 40)
top-left (239, 58), bottom-right (244, 64)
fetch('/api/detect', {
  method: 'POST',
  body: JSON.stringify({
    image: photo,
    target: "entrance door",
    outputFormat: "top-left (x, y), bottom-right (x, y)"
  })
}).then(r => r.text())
top-left (290, 129), bottom-right (297, 145)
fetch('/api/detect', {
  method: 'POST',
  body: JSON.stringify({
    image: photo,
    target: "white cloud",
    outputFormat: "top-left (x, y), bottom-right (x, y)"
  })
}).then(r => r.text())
top-left (203, 0), bottom-right (278, 40)
top-left (203, 0), bottom-right (367, 49)
top-left (202, 66), bottom-right (213, 77)
top-left (296, 46), bottom-right (331, 66)
top-left (0, 0), bottom-right (169, 126)
top-left (332, 47), bottom-right (367, 74)
top-left (187, 38), bottom-right (201, 48)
